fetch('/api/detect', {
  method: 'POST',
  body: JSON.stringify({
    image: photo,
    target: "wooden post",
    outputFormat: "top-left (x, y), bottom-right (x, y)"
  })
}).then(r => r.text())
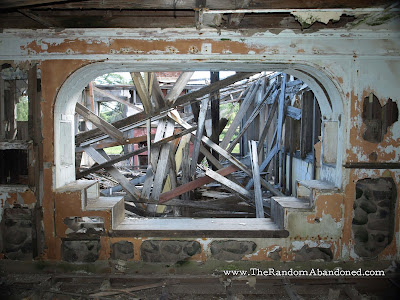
top-left (300, 90), bottom-right (314, 159)
top-left (28, 64), bottom-right (44, 258)
top-left (0, 78), bottom-right (5, 139)
top-left (210, 71), bottom-right (220, 166)
top-left (249, 140), bottom-right (265, 218)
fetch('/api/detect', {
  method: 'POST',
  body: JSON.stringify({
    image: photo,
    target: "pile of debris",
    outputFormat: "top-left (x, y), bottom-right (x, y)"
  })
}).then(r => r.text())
top-left (75, 71), bottom-right (310, 218)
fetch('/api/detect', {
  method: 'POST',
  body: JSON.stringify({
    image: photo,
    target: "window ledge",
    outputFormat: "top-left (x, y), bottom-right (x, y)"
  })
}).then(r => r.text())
top-left (112, 218), bottom-right (289, 238)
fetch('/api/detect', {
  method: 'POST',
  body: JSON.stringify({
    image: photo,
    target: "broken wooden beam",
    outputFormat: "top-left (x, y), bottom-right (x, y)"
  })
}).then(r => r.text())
top-left (92, 86), bottom-right (143, 113)
top-left (75, 102), bottom-right (127, 145)
top-left (165, 72), bottom-right (194, 105)
top-left (83, 146), bottom-right (141, 200)
top-left (204, 168), bottom-right (252, 200)
top-left (159, 165), bottom-right (239, 203)
top-left (77, 126), bottom-right (197, 178)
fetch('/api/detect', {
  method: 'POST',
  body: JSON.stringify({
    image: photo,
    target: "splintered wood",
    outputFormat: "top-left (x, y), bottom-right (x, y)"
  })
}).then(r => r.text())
top-left (75, 71), bottom-right (309, 218)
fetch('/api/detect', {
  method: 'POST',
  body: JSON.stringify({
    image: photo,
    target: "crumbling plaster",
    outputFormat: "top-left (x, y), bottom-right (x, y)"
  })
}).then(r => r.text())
top-left (0, 25), bottom-right (399, 262)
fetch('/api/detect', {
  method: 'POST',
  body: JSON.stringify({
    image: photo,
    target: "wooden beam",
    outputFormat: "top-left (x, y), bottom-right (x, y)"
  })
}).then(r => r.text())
top-left (82, 146), bottom-right (141, 200)
top-left (300, 90), bottom-right (314, 159)
top-left (77, 126), bottom-right (197, 178)
top-left (165, 72), bottom-right (194, 105)
top-left (92, 86), bottom-right (143, 113)
top-left (131, 72), bottom-right (152, 114)
top-left (220, 80), bottom-right (260, 150)
top-left (276, 74), bottom-right (287, 149)
top-left (75, 102), bottom-right (126, 145)
top-left (190, 98), bottom-right (209, 177)
top-left (151, 74), bottom-right (166, 109)
top-left (18, 9), bottom-right (56, 27)
top-left (159, 165), bottom-right (239, 203)
top-left (249, 140), bottom-right (265, 218)
top-left (0, 0), bottom-right (88, 9)
top-left (151, 120), bottom-right (175, 200)
top-left (210, 71), bottom-right (220, 164)
top-left (257, 95), bottom-right (279, 155)
top-left (205, 168), bottom-right (252, 199)
top-left (227, 84), bottom-right (278, 153)
top-left (287, 106), bottom-right (302, 120)
top-left (0, 78), bottom-right (6, 140)
top-left (75, 134), bottom-right (152, 152)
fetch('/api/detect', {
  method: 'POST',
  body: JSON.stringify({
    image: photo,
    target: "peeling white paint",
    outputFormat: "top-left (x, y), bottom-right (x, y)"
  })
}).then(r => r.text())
top-left (292, 11), bottom-right (343, 26)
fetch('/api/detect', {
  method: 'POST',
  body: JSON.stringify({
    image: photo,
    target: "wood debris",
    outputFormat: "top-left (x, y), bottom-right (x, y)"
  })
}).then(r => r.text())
top-left (75, 71), bottom-right (318, 218)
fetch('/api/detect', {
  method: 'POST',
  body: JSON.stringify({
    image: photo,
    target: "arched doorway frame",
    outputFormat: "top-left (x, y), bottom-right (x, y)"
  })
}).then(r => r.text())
top-left (54, 60), bottom-right (345, 190)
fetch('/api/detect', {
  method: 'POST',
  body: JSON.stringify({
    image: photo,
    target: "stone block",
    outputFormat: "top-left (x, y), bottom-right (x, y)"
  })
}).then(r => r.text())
top-left (210, 240), bottom-right (257, 261)
top-left (111, 241), bottom-right (133, 260)
top-left (62, 240), bottom-right (100, 262)
top-left (352, 177), bottom-right (396, 258)
top-left (294, 245), bottom-right (332, 262)
top-left (140, 240), bottom-right (201, 263)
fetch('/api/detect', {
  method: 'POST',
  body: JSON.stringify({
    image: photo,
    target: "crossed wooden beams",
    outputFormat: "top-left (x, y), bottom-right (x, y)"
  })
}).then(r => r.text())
top-left (75, 71), bottom-right (303, 218)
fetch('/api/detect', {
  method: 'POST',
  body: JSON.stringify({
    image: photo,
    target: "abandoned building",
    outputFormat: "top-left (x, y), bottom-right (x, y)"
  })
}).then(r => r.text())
top-left (0, 0), bottom-right (399, 299)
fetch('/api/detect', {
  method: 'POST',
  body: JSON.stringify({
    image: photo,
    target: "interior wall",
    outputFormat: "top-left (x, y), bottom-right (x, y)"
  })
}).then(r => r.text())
top-left (0, 25), bottom-right (399, 262)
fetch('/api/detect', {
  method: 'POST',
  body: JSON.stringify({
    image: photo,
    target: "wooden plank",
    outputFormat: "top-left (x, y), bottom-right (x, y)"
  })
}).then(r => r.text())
top-left (75, 134), bottom-right (152, 152)
top-left (0, 140), bottom-right (30, 150)
top-left (287, 106), bottom-right (302, 120)
top-left (249, 140), bottom-right (264, 218)
top-left (220, 80), bottom-right (260, 150)
top-left (180, 142), bottom-right (191, 214)
top-left (174, 72), bottom-right (256, 108)
top-left (205, 168), bottom-right (252, 199)
top-left (131, 72), bottom-right (152, 113)
top-left (300, 90), bottom-right (314, 159)
top-left (210, 71), bottom-right (220, 164)
top-left (92, 86), bottom-right (143, 113)
top-left (159, 165), bottom-right (239, 203)
top-left (83, 146), bottom-right (140, 200)
top-left (190, 97), bottom-right (209, 177)
top-left (75, 102), bottom-right (126, 144)
top-left (0, 78), bottom-right (5, 140)
top-left (151, 120), bottom-right (175, 200)
top-left (151, 74), bottom-right (166, 109)
top-left (141, 120), bottom-right (167, 200)
top-left (227, 84), bottom-right (278, 153)
top-left (257, 94), bottom-right (279, 155)
top-left (77, 126), bottom-right (197, 178)
top-left (246, 144), bottom-right (279, 190)
top-left (276, 74), bottom-right (287, 149)
top-left (165, 72), bottom-right (194, 105)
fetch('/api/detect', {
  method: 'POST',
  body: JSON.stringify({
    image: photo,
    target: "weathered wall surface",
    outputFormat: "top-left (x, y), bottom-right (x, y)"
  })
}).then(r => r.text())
top-left (0, 24), bottom-right (399, 263)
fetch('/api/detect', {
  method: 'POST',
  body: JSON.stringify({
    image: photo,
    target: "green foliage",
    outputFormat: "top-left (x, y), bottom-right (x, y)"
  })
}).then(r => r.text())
top-left (94, 73), bottom-right (132, 85)
top-left (16, 96), bottom-right (28, 121)
top-left (100, 102), bottom-right (125, 123)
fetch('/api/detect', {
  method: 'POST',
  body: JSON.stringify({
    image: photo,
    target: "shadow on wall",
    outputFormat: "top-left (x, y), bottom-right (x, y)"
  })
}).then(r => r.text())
top-left (362, 94), bottom-right (398, 143)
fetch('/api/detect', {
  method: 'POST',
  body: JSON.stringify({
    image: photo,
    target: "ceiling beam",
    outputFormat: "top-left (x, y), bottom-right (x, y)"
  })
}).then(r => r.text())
top-left (18, 9), bottom-right (56, 27)
top-left (0, 0), bottom-right (88, 10)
